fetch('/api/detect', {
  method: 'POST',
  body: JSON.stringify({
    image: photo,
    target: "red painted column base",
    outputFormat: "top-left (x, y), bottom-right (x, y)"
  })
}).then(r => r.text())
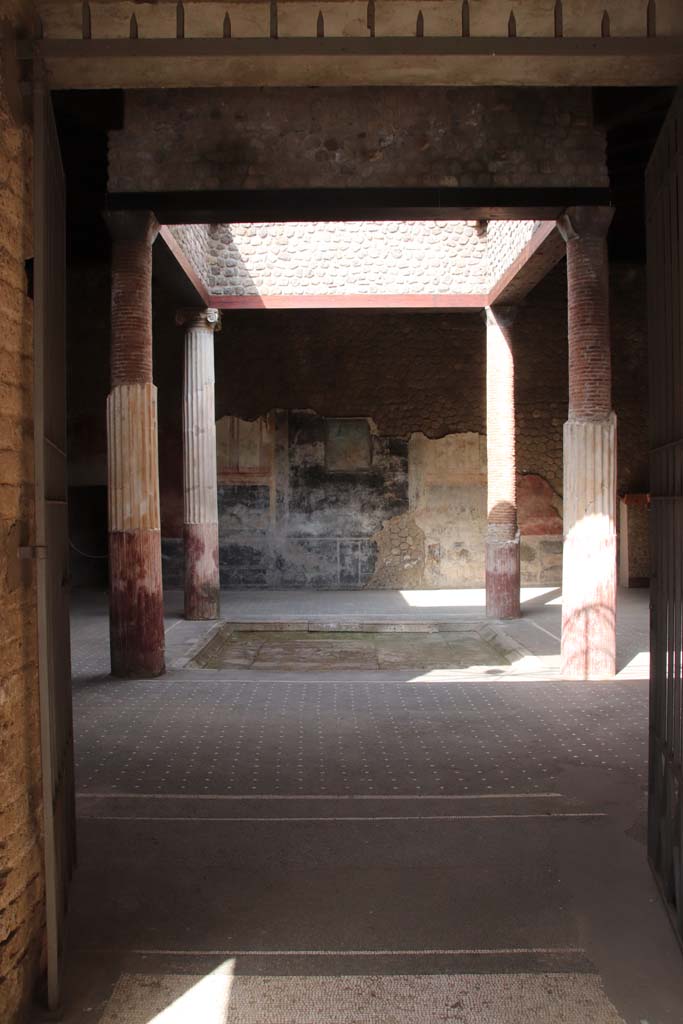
top-left (184, 522), bottom-right (220, 621)
top-left (486, 535), bottom-right (521, 619)
top-left (109, 529), bottom-right (165, 677)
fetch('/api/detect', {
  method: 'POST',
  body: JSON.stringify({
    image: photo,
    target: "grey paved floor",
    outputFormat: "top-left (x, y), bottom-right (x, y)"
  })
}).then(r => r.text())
top-left (52, 587), bottom-right (683, 1024)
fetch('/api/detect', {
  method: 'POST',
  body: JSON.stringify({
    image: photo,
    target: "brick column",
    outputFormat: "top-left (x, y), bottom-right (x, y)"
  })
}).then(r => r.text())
top-left (558, 206), bottom-right (616, 680)
top-left (485, 305), bottom-right (520, 619)
top-left (177, 308), bottom-right (221, 620)
top-left (106, 211), bottom-right (165, 677)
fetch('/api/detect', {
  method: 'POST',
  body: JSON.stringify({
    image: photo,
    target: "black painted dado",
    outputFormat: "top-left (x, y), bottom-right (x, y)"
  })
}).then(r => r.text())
top-left (162, 410), bottom-right (406, 589)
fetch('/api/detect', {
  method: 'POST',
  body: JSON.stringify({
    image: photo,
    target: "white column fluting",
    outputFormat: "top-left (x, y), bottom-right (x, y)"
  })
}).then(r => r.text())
top-left (177, 307), bottom-right (221, 620)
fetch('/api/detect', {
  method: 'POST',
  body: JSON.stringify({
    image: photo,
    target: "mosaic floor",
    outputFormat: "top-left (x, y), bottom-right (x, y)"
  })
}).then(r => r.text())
top-left (73, 675), bottom-right (646, 796)
top-left (99, 972), bottom-right (625, 1024)
top-left (54, 589), bottom-right (683, 1024)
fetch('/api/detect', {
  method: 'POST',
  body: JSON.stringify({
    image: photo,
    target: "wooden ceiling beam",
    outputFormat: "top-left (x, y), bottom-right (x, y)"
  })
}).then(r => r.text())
top-left (108, 188), bottom-right (610, 225)
top-left (19, 35), bottom-right (683, 89)
top-left (488, 222), bottom-right (566, 306)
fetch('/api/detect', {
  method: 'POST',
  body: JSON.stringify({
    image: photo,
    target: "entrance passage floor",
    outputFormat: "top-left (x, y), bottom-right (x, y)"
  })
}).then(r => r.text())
top-left (53, 588), bottom-right (683, 1024)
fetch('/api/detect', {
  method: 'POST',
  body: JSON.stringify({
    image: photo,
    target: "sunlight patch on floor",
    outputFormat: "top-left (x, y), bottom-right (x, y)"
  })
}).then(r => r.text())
top-left (98, 971), bottom-right (625, 1024)
top-left (398, 587), bottom-right (562, 608)
top-left (101, 963), bottom-right (235, 1024)
top-left (616, 651), bottom-right (650, 680)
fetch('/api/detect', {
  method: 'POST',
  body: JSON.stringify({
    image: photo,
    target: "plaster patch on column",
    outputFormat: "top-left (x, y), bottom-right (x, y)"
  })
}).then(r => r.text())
top-left (561, 415), bottom-right (617, 679)
top-left (107, 383), bottom-right (161, 532)
top-left (563, 415), bottom-right (617, 529)
top-left (109, 530), bottom-right (165, 677)
top-left (184, 521), bottom-right (220, 620)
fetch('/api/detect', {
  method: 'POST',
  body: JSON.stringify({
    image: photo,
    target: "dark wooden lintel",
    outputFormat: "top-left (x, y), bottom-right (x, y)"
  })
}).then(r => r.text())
top-left (19, 36), bottom-right (683, 61)
top-left (107, 188), bottom-right (611, 224)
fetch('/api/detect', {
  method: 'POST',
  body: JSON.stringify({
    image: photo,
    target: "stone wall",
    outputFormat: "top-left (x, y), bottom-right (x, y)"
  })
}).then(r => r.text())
top-left (205, 411), bottom-right (407, 588)
top-left (161, 408), bottom-right (556, 590)
top-left (65, 258), bottom-right (647, 590)
top-left (169, 223), bottom-right (211, 287)
top-left (135, 262), bottom-right (648, 590)
top-left (485, 220), bottom-right (539, 284)
top-left (195, 221), bottom-right (489, 296)
top-left (109, 87), bottom-right (607, 192)
top-left (168, 218), bottom-right (541, 297)
top-left (0, 8), bottom-right (44, 1021)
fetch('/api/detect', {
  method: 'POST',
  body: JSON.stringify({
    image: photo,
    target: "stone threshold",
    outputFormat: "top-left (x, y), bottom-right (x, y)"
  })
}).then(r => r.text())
top-left (223, 620), bottom-right (487, 633)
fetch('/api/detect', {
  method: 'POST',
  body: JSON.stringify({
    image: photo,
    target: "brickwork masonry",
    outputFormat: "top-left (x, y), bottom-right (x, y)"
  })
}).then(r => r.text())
top-left (0, 16), bottom-right (45, 1022)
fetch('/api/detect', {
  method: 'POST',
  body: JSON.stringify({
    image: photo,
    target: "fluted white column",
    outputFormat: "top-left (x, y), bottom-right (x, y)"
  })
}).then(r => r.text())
top-left (561, 415), bottom-right (617, 679)
top-left (177, 308), bottom-right (221, 620)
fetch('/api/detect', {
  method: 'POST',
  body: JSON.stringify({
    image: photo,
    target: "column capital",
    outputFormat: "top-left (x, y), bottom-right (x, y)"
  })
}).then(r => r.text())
top-left (484, 305), bottom-right (519, 328)
top-left (104, 210), bottom-right (160, 245)
top-left (557, 206), bottom-right (614, 243)
top-left (176, 307), bottom-right (222, 333)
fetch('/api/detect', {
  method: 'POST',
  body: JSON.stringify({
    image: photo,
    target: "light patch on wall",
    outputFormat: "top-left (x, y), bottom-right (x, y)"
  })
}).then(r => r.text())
top-left (325, 418), bottom-right (372, 472)
top-left (409, 432), bottom-right (488, 587)
top-left (216, 414), bottom-right (274, 482)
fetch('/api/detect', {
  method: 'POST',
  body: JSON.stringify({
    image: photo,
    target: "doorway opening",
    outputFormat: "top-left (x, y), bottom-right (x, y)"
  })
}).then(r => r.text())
top-left (34, 83), bottom-right (679, 1023)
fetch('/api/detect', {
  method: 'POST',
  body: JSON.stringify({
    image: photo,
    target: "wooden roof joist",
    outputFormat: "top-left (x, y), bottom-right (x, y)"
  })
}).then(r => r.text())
top-left (19, 35), bottom-right (683, 89)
